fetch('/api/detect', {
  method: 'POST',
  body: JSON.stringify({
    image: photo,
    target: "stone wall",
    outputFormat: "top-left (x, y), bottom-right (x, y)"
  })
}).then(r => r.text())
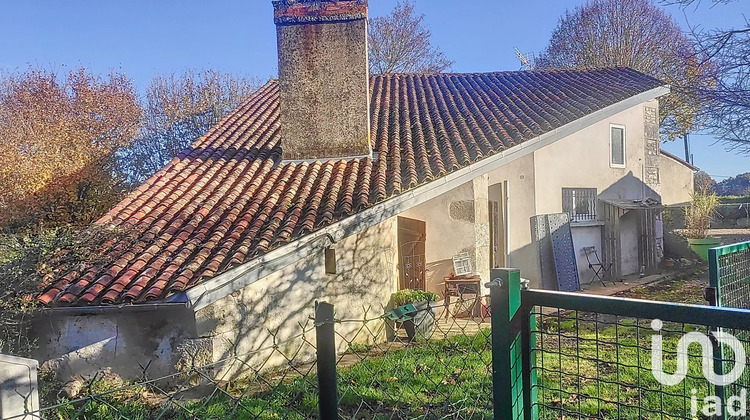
top-left (32, 306), bottom-right (195, 381)
top-left (275, 0), bottom-right (371, 160)
top-left (643, 101), bottom-right (661, 192)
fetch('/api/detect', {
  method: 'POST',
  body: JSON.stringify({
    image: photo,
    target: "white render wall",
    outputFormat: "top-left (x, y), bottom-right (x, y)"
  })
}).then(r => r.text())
top-left (195, 217), bottom-right (400, 376)
top-left (400, 180), bottom-right (481, 295)
top-left (33, 306), bottom-right (194, 381)
top-left (571, 225), bottom-right (604, 285)
top-left (659, 154), bottom-right (695, 206)
top-left (533, 102), bottom-right (654, 213)
top-left (487, 153), bottom-right (539, 282)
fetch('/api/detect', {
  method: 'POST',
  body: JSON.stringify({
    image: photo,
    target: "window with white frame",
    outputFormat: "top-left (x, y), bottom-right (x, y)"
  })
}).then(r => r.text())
top-left (610, 125), bottom-right (626, 168)
top-left (562, 188), bottom-right (598, 222)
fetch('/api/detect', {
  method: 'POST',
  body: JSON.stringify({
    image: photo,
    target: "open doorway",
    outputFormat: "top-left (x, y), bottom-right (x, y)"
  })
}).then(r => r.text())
top-left (397, 216), bottom-right (426, 290)
top-left (489, 182), bottom-right (509, 269)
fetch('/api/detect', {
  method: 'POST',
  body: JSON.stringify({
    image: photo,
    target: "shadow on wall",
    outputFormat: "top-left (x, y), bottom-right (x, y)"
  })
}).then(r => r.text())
top-left (192, 220), bottom-right (399, 380)
top-left (599, 171), bottom-right (660, 203)
top-left (31, 306), bottom-right (196, 382)
top-left (31, 219), bottom-right (399, 383)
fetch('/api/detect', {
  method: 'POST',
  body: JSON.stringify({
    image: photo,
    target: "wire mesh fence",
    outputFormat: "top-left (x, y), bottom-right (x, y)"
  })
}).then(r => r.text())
top-left (13, 295), bottom-right (495, 419)
top-left (710, 241), bottom-right (750, 309)
top-left (12, 317), bottom-right (321, 419)
top-left (14, 264), bottom-right (750, 420)
top-left (530, 308), bottom-right (714, 419)
top-left (524, 288), bottom-right (750, 420)
top-left (332, 297), bottom-right (494, 419)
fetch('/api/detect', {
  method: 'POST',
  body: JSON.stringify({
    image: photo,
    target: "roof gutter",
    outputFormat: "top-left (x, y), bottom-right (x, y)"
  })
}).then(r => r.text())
top-left (178, 85), bottom-right (671, 312)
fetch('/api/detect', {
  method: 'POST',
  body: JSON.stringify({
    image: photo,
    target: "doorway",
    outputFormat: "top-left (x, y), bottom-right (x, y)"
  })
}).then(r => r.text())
top-left (397, 216), bottom-right (426, 290)
top-left (489, 182), bottom-right (509, 269)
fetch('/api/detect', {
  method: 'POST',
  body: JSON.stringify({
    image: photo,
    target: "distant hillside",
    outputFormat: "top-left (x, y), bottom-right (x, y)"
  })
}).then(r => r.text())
top-left (715, 173), bottom-right (750, 196)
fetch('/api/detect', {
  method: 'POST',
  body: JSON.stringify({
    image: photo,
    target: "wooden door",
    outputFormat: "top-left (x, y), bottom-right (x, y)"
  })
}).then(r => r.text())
top-left (398, 217), bottom-right (426, 291)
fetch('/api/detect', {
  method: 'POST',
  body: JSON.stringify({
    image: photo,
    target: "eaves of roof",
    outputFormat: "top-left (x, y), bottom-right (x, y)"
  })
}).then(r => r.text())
top-left (177, 84), bottom-right (670, 311)
top-left (661, 148), bottom-right (699, 171)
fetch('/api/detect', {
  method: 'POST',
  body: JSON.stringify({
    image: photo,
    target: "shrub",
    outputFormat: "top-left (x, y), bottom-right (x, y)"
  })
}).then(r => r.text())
top-left (0, 229), bottom-right (75, 356)
top-left (684, 187), bottom-right (720, 239)
top-left (0, 225), bottom-right (136, 356)
top-left (392, 289), bottom-right (439, 307)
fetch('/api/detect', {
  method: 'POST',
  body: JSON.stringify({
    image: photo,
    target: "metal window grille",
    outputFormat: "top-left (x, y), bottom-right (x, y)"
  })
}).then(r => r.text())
top-left (562, 188), bottom-right (598, 222)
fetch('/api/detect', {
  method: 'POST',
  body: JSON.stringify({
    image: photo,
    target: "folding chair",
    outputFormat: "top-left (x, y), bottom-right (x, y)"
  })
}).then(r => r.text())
top-left (583, 246), bottom-right (614, 286)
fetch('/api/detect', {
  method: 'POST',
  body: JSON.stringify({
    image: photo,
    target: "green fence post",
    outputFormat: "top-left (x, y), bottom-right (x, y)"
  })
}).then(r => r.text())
top-left (520, 282), bottom-right (538, 420)
top-left (709, 247), bottom-right (721, 307)
top-left (708, 248), bottom-right (727, 420)
top-left (489, 268), bottom-right (525, 420)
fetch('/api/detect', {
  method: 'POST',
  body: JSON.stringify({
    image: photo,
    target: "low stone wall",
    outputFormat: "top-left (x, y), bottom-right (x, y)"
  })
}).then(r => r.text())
top-left (32, 305), bottom-right (195, 382)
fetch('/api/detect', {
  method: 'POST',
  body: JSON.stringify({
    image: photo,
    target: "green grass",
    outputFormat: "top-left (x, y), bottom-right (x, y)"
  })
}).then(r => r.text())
top-left (46, 332), bottom-right (494, 419)
top-left (336, 332), bottom-right (493, 418)
top-left (48, 320), bottom-right (718, 420)
top-left (46, 278), bottom-right (726, 419)
top-left (536, 314), bottom-right (713, 419)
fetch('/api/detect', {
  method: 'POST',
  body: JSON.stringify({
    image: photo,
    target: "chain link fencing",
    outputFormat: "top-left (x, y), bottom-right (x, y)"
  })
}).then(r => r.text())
top-left (13, 261), bottom-right (750, 420)
top-left (12, 294), bottom-right (494, 419)
top-left (11, 316), bottom-right (320, 419)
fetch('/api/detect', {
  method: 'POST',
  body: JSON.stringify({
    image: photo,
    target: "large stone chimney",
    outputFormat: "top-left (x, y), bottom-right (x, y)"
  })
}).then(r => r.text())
top-left (273, 0), bottom-right (372, 161)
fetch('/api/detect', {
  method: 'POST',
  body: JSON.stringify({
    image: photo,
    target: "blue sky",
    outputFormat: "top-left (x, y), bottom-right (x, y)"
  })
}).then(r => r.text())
top-left (0, 0), bottom-right (747, 179)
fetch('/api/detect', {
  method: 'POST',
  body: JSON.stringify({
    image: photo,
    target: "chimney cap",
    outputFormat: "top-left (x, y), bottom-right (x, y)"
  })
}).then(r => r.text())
top-left (273, 0), bottom-right (368, 25)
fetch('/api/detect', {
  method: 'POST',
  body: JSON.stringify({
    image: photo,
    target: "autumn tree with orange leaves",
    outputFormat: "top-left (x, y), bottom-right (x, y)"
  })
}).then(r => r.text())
top-left (0, 68), bottom-right (141, 230)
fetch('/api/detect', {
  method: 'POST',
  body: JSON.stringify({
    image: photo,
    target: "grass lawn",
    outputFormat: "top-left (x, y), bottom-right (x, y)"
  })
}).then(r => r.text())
top-left (535, 313), bottom-right (714, 419)
top-left (48, 331), bottom-right (495, 419)
top-left (47, 272), bottom-right (720, 419)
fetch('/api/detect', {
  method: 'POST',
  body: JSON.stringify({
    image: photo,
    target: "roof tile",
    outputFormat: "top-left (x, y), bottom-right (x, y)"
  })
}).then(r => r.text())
top-left (40, 68), bottom-right (664, 306)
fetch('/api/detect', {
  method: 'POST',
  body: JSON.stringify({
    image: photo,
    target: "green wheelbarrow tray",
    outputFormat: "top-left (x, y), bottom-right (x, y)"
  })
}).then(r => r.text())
top-left (383, 303), bottom-right (418, 322)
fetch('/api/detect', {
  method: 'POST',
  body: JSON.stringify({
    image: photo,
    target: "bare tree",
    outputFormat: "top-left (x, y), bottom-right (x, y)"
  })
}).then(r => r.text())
top-left (368, 1), bottom-right (453, 74)
top-left (119, 70), bottom-right (259, 183)
top-left (536, 0), bottom-right (717, 140)
top-left (665, 0), bottom-right (750, 153)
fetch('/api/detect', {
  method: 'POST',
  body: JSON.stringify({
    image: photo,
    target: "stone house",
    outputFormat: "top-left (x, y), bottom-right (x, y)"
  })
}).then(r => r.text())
top-left (33, 0), bottom-right (695, 380)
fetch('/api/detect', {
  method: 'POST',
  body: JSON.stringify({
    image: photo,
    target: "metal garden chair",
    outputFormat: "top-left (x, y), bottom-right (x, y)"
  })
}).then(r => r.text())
top-left (583, 246), bottom-right (614, 286)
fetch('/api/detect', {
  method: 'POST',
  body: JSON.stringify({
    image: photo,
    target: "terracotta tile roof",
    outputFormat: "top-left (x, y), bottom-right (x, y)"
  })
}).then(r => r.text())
top-left (39, 68), bottom-right (664, 306)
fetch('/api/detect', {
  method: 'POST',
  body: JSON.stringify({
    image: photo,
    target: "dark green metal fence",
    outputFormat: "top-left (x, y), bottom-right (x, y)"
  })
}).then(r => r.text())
top-left (14, 262), bottom-right (750, 419)
top-left (709, 241), bottom-right (750, 309)
top-left (707, 241), bottom-right (750, 418)
top-left (495, 267), bottom-right (750, 420)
